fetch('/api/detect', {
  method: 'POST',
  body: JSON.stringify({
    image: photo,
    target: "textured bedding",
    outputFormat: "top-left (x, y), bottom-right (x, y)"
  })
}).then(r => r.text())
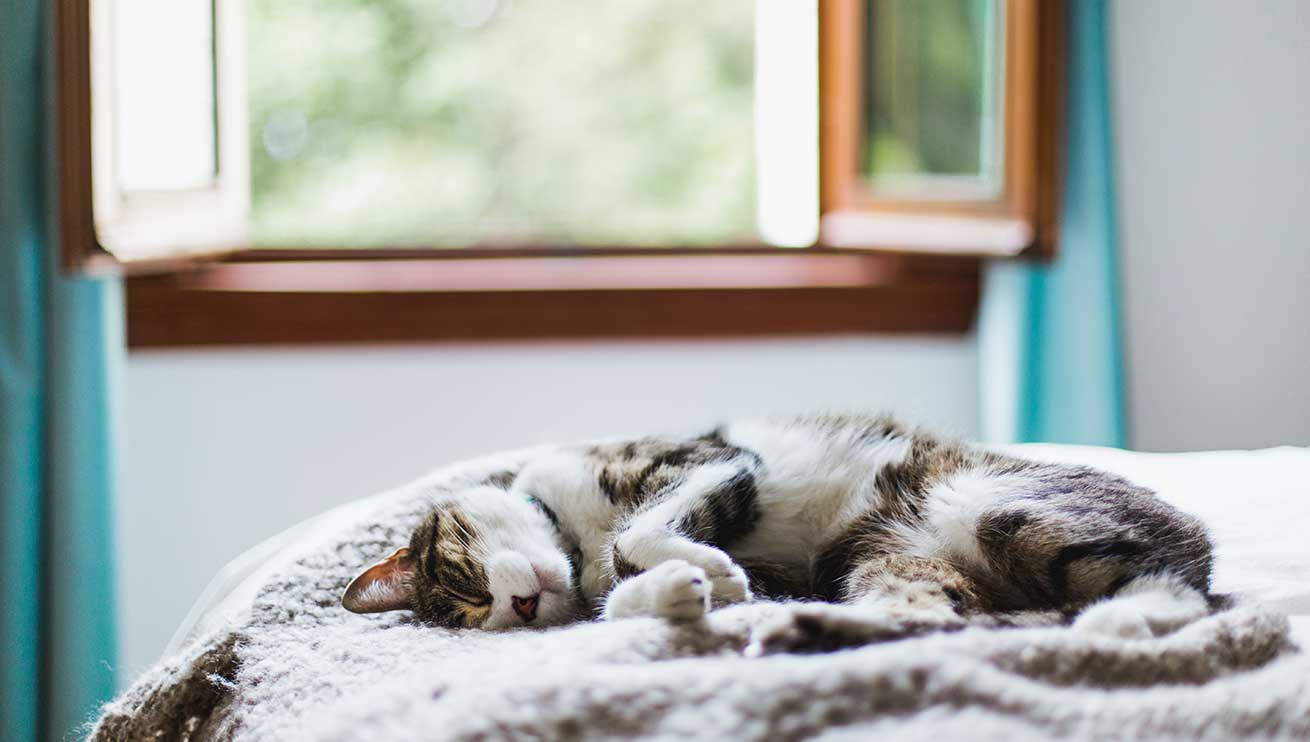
top-left (92, 444), bottom-right (1310, 740)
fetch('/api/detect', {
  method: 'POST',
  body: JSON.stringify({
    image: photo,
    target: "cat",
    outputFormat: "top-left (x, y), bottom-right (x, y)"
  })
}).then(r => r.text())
top-left (342, 414), bottom-right (1216, 645)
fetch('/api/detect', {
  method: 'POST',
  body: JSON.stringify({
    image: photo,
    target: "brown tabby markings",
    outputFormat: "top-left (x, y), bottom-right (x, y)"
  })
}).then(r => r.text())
top-left (407, 507), bottom-right (494, 627)
top-left (812, 432), bottom-right (981, 603)
top-left (388, 413), bottom-right (1214, 630)
top-left (483, 470), bottom-right (517, 491)
top-left (811, 419), bottom-right (1212, 614)
top-left (591, 431), bottom-right (742, 507)
top-left (846, 554), bottom-right (983, 613)
top-left (611, 550), bottom-right (643, 581)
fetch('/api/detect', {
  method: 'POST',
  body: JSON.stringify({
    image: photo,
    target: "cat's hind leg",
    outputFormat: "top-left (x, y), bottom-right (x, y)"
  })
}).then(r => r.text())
top-left (842, 553), bottom-right (982, 619)
top-left (1073, 571), bottom-right (1210, 638)
top-left (749, 554), bottom-right (976, 655)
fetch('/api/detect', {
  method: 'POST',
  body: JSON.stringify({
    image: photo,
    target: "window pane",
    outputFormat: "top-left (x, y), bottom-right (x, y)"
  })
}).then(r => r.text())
top-left (248, 0), bottom-right (766, 248)
top-left (862, 0), bottom-right (1005, 200)
top-left (113, 0), bottom-right (216, 192)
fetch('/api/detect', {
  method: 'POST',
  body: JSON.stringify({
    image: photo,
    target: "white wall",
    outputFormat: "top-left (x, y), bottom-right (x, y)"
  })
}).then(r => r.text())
top-left (119, 337), bottom-right (978, 682)
top-left (1111, 0), bottom-right (1310, 451)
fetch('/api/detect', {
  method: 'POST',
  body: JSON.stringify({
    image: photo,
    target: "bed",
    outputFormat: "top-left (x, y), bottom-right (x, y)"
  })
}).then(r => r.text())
top-left (92, 443), bottom-right (1310, 740)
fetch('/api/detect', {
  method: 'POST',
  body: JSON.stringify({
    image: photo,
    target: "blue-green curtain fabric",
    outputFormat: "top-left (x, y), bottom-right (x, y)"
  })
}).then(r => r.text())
top-left (978, 0), bottom-right (1126, 447)
top-left (1, 2), bottom-right (123, 740)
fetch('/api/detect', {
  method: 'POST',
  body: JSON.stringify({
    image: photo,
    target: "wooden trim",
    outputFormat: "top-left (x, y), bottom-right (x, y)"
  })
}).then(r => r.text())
top-left (1005, 0), bottom-right (1040, 227)
top-left (53, 0), bottom-right (116, 273)
top-left (819, 0), bottom-right (863, 219)
top-left (126, 252), bottom-right (979, 347)
top-left (1032, 0), bottom-right (1066, 259)
top-left (819, 0), bottom-right (1064, 257)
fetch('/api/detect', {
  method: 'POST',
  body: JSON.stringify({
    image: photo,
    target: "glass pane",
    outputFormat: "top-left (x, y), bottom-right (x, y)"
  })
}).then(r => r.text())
top-left (862, 0), bottom-right (1005, 200)
top-left (113, 0), bottom-right (217, 192)
top-left (249, 0), bottom-right (780, 248)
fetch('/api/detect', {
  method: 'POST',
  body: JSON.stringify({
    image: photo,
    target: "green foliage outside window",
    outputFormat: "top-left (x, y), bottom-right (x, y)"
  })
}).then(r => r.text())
top-left (864, 0), bottom-right (1000, 186)
top-left (248, 0), bottom-right (757, 248)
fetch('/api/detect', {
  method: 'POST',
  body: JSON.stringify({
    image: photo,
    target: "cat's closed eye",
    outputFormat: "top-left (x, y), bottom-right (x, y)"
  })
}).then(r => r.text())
top-left (447, 589), bottom-right (491, 607)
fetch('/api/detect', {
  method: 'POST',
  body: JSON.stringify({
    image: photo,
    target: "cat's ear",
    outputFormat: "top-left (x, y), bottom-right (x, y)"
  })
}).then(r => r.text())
top-left (342, 547), bottom-right (415, 613)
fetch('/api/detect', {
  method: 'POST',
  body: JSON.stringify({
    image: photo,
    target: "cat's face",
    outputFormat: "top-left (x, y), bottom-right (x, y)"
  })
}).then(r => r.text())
top-left (342, 486), bottom-right (581, 629)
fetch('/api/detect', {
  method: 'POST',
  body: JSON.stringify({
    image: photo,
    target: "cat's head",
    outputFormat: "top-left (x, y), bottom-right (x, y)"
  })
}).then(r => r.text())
top-left (341, 486), bottom-right (581, 629)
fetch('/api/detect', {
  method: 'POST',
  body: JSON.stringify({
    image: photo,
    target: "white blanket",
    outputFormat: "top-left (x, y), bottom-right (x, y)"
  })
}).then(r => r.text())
top-left (91, 444), bottom-right (1310, 740)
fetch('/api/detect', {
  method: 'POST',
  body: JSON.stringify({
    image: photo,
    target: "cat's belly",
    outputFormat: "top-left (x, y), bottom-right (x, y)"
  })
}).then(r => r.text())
top-left (723, 418), bottom-right (909, 544)
top-left (723, 481), bottom-right (875, 596)
top-left (730, 473), bottom-right (884, 562)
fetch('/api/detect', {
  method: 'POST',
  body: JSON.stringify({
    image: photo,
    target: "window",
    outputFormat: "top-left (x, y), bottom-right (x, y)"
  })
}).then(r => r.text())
top-left (821, 0), bottom-right (1062, 254)
top-left (80, 0), bottom-right (819, 260)
top-left (54, 0), bottom-right (1061, 346)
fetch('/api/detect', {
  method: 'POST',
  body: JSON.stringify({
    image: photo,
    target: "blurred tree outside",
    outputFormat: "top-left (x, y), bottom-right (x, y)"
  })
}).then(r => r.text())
top-left (248, 0), bottom-right (757, 248)
top-left (864, 0), bottom-right (999, 186)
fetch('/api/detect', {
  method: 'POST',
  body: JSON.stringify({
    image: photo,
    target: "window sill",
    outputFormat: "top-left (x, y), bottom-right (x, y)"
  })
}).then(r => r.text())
top-left (125, 250), bottom-right (979, 348)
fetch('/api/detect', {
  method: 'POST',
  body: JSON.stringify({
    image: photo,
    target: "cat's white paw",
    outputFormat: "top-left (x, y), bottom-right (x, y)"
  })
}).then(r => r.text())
top-left (648, 559), bottom-right (712, 621)
top-left (1074, 601), bottom-right (1154, 639)
top-left (1074, 574), bottom-right (1209, 639)
top-left (705, 561), bottom-right (753, 606)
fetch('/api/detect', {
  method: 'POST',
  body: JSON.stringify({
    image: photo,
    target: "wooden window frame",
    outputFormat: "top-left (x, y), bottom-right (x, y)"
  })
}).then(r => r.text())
top-left (124, 249), bottom-right (980, 347)
top-left (54, 0), bottom-right (1061, 348)
top-left (820, 0), bottom-right (1064, 256)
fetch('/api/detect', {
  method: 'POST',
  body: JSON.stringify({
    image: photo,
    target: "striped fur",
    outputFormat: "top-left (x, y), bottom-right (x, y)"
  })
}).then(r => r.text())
top-left (344, 414), bottom-right (1215, 634)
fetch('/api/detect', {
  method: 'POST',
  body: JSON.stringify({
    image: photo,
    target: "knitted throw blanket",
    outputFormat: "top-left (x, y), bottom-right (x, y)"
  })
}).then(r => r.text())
top-left (91, 449), bottom-right (1310, 741)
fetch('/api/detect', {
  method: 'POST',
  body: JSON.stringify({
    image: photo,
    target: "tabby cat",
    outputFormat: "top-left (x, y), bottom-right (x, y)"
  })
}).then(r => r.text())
top-left (343, 415), bottom-right (1215, 643)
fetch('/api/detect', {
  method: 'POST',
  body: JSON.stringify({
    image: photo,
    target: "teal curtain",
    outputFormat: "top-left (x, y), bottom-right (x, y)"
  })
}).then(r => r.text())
top-left (1, 1), bottom-right (123, 740)
top-left (978, 0), bottom-right (1126, 447)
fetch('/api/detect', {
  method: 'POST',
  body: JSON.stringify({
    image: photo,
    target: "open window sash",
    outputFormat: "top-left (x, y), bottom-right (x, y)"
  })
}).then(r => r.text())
top-left (819, 0), bottom-right (1063, 258)
top-left (57, 0), bottom-right (249, 273)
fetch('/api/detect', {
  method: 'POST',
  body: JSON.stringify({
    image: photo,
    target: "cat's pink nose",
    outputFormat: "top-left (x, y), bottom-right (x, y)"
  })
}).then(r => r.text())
top-left (511, 593), bottom-right (539, 622)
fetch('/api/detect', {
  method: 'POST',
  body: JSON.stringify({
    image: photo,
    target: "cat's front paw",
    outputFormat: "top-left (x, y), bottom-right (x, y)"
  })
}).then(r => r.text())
top-left (648, 559), bottom-right (713, 621)
top-left (705, 560), bottom-right (753, 606)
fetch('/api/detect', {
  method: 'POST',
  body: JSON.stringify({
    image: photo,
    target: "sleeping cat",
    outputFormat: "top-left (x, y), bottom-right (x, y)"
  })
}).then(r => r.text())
top-left (342, 414), bottom-right (1215, 644)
